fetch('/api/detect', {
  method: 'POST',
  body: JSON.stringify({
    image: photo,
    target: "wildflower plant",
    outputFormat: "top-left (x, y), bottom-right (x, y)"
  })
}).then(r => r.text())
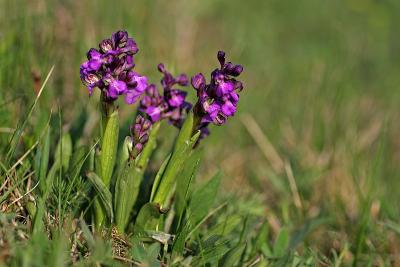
top-left (77, 29), bottom-right (245, 262)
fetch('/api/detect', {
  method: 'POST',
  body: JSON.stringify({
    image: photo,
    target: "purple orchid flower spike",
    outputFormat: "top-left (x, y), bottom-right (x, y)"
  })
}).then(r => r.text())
top-left (139, 64), bottom-right (192, 128)
top-left (80, 30), bottom-right (147, 104)
top-left (191, 50), bottom-right (244, 143)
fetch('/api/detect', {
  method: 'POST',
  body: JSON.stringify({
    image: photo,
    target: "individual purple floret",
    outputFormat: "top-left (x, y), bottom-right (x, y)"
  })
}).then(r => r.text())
top-left (191, 51), bottom-right (244, 139)
top-left (129, 114), bottom-right (152, 159)
top-left (80, 30), bottom-right (148, 104)
top-left (139, 64), bottom-right (191, 128)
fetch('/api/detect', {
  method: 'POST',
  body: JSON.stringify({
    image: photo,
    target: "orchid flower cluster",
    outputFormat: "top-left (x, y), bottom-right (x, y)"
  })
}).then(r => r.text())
top-left (191, 51), bottom-right (244, 139)
top-left (80, 31), bottom-right (148, 104)
top-left (80, 30), bottom-right (243, 151)
top-left (80, 31), bottom-right (244, 231)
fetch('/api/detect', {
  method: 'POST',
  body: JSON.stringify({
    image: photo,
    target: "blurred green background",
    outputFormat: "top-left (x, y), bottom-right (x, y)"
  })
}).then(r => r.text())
top-left (1, 0), bottom-right (400, 263)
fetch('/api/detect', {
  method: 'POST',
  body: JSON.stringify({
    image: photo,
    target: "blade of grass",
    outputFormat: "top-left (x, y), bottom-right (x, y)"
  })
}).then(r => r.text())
top-left (5, 65), bottom-right (54, 164)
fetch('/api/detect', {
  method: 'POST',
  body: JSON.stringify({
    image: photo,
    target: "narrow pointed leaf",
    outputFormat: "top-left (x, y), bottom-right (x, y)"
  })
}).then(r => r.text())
top-left (5, 66), bottom-right (54, 163)
top-left (87, 172), bottom-right (114, 223)
top-left (188, 171), bottom-right (221, 224)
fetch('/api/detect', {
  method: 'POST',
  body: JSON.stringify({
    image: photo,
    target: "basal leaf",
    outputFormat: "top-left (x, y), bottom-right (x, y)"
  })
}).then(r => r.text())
top-left (54, 132), bottom-right (72, 170)
top-left (273, 227), bottom-right (289, 257)
top-left (220, 243), bottom-right (246, 267)
top-left (175, 150), bottom-right (201, 229)
top-left (151, 114), bottom-right (200, 209)
top-left (87, 172), bottom-right (114, 223)
top-left (188, 171), bottom-right (221, 225)
top-left (115, 161), bottom-right (142, 232)
top-left (135, 203), bottom-right (162, 231)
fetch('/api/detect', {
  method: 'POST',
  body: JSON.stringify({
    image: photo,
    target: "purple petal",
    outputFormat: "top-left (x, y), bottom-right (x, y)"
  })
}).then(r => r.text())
top-left (80, 61), bottom-right (90, 76)
top-left (191, 73), bottom-right (206, 90)
top-left (216, 80), bottom-right (235, 96)
top-left (87, 48), bottom-right (102, 60)
top-left (124, 90), bottom-right (142, 104)
top-left (221, 100), bottom-right (236, 116)
top-left (229, 91), bottom-right (239, 104)
top-left (146, 106), bottom-right (162, 122)
top-left (124, 74), bottom-right (148, 104)
top-left (167, 90), bottom-right (186, 107)
top-left (203, 102), bottom-right (220, 118)
top-left (132, 73), bottom-right (148, 93)
top-left (108, 80), bottom-right (128, 98)
top-left (122, 55), bottom-right (135, 70)
top-left (88, 59), bottom-right (103, 71)
top-left (176, 74), bottom-right (189, 86)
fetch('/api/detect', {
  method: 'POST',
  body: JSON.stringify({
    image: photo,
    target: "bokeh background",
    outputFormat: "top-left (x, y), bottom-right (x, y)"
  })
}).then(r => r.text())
top-left (2, 0), bottom-right (400, 263)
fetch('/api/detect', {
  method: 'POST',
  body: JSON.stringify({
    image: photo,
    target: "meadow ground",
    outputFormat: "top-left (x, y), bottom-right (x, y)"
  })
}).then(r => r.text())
top-left (1, 0), bottom-right (400, 266)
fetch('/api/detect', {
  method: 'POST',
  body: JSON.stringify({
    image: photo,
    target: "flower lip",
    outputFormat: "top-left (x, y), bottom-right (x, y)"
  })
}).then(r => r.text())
top-left (108, 80), bottom-right (128, 98)
top-left (100, 39), bottom-right (113, 52)
top-left (83, 73), bottom-right (100, 86)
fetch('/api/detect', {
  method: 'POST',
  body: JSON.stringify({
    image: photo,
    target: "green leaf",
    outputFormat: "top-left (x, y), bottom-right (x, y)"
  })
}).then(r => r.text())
top-left (37, 126), bottom-right (51, 194)
top-left (114, 136), bottom-right (131, 183)
top-left (220, 243), bottom-right (246, 267)
top-left (174, 112), bottom-right (194, 152)
top-left (54, 133), bottom-right (72, 170)
top-left (115, 124), bottom-right (160, 233)
top-left (80, 218), bottom-right (96, 248)
top-left (175, 150), bottom-right (201, 230)
top-left (67, 146), bottom-right (89, 180)
top-left (172, 221), bottom-right (192, 257)
top-left (5, 66), bottom-right (54, 164)
top-left (206, 214), bottom-right (243, 238)
top-left (151, 113), bottom-right (200, 209)
top-left (188, 171), bottom-right (221, 225)
top-left (135, 203), bottom-right (162, 231)
top-left (100, 109), bottom-right (119, 186)
top-left (191, 239), bottom-right (230, 266)
top-left (33, 131), bottom-right (67, 233)
top-left (149, 153), bottom-right (171, 202)
top-left (87, 172), bottom-right (114, 223)
top-left (114, 161), bottom-right (142, 232)
top-left (273, 227), bottom-right (289, 257)
top-left (255, 222), bottom-right (270, 253)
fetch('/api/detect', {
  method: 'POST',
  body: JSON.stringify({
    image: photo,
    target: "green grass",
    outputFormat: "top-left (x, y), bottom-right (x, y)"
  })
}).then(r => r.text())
top-left (1, 0), bottom-right (400, 266)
